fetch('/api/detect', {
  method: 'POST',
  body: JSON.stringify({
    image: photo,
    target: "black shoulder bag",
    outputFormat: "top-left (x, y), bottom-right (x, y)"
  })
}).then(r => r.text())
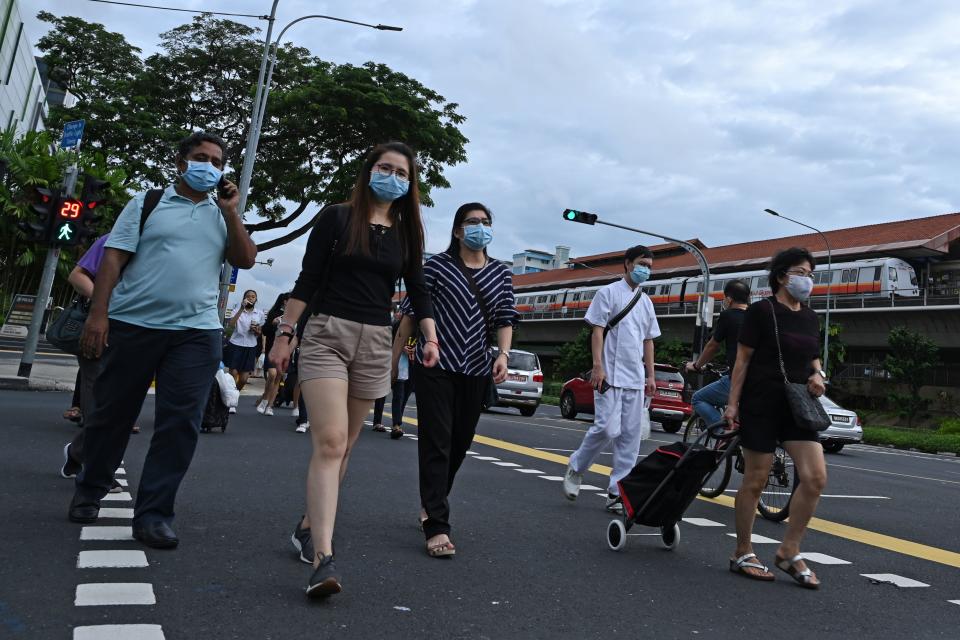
top-left (48, 189), bottom-right (165, 356)
top-left (582, 285), bottom-right (646, 392)
top-left (767, 298), bottom-right (831, 431)
top-left (452, 256), bottom-right (500, 409)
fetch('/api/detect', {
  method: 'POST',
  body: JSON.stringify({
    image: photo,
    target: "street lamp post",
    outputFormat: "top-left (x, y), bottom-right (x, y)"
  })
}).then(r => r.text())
top-left (764, 208), bottom-right (832, 377)
top-left (217, 6), bottom-right (402, 321)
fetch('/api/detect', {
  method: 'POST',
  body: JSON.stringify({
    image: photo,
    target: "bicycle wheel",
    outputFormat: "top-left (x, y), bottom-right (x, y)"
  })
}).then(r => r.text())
top-left (699, 433), bottom-right (732, 498)
top-left (682, 415), bottom-right (706, 444)
top-left (757, 446), bottom-right (798, 522)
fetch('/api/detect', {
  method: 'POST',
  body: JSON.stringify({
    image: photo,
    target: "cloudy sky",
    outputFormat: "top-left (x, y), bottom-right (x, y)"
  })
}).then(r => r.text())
top-left (25, 0), bottom-right (960, 308)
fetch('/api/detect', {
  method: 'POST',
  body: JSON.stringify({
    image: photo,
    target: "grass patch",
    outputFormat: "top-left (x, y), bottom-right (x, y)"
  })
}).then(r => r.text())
top-left (863, 426), bottom-right (960, 455)
top-left (541, 395), bottom-right (560, 406)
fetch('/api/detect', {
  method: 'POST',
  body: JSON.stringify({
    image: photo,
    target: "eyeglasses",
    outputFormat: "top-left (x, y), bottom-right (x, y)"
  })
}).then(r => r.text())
top-left (786, 269), bottom-right (815, 280)
top-left (463, 217), bottom-right (492, 227)
top-left (373, 163), bottom-right (410, 182)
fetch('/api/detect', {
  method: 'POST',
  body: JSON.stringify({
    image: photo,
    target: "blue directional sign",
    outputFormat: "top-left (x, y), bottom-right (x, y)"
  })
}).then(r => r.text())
top-left (60, 120), bottom-right (86, 149)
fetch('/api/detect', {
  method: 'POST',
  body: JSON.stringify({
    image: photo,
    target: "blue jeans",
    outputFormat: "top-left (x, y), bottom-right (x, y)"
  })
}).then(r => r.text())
top-left (691, 374), bottom-right (731, 426)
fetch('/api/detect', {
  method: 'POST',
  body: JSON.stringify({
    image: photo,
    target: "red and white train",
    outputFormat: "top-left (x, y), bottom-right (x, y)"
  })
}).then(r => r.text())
top-left (515, 257), bottom-right (919, 314)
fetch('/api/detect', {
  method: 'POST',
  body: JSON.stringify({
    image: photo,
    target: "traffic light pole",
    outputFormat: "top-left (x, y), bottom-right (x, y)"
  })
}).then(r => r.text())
top-left (18, 163), bottom-right (79, 378)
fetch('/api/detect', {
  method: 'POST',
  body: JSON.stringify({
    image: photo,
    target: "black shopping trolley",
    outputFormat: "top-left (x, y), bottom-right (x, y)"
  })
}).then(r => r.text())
top-left (606, 422), bottom-right (739, 551)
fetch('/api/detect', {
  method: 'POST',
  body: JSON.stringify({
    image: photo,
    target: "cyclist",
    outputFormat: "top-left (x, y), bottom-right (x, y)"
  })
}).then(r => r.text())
top-left (685, 279), bottom-right (751, 425)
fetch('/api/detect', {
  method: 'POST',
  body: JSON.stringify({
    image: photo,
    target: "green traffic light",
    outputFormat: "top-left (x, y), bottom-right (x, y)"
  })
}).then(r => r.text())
top-left (564, 210), bottom-right (576, 220)
top-left (58, 224), bottom-right (74, 241)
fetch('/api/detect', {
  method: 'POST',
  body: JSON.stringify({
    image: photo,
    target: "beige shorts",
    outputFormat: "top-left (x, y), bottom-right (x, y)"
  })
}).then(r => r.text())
top-left (298, 313), bottom-right (393, 399)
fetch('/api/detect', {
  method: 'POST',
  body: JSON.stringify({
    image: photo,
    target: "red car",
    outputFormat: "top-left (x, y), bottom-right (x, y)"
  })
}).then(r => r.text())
top-left (558, 364), bottom-right (692, 433)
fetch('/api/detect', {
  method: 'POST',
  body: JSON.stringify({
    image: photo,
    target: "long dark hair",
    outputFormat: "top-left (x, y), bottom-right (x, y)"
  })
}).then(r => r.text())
top-left (345, 142), bottom-right (424, 269)
top-left (445, 202), bottom-right (494, 257)
top-left (266, 292), bottom-right (289, 325)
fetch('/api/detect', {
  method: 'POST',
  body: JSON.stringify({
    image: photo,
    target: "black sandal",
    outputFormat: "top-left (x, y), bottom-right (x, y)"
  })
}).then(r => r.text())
top-left (390, 426), bottom-right (404, 439)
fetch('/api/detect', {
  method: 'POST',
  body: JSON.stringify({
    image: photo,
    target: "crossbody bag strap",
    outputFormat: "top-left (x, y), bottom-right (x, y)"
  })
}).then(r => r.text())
top-left (451, 255), bottom-right (494, 345)
top-left (603, 286), bottom-right (645, 339)
top-left (766, 298), bottom-right (790, 384)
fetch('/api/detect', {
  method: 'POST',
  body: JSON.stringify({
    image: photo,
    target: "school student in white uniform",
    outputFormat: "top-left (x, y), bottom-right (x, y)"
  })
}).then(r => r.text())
top-left (562, 245), bottom-right (661, 512)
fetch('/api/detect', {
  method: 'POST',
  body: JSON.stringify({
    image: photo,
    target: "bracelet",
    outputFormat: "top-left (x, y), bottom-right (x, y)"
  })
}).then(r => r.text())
top-left (426, 339), bottom-right (440, 348)
top-left (278, 322), bottom-right (295, 332)
top-left (279, 331), bottom-right (295, 341)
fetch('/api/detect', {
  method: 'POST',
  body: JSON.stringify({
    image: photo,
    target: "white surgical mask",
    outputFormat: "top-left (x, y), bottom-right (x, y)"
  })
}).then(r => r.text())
top-left (785, 275), bottom-right (814, 301)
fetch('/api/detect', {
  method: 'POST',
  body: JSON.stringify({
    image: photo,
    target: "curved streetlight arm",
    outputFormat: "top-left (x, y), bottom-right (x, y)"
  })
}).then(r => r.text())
top-left (765, 208), bottom-right (832, 376)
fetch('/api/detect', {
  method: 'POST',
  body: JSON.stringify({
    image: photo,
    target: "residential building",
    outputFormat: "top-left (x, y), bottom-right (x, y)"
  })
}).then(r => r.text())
top-left (0, 0), bottom-right (47, 134)
top-left (512, 245), bottom-right (570, 275)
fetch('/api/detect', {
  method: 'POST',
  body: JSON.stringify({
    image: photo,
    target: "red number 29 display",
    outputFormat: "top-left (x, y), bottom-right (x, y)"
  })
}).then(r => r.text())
top-left (59, 199), bottom-right (82, 219)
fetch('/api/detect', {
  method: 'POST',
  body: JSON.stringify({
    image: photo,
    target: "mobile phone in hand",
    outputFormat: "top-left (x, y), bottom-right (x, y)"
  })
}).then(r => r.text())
top-left (598, 380), bottom-right (611, 394)
top-left (217, 176), bottom-right (231, 200)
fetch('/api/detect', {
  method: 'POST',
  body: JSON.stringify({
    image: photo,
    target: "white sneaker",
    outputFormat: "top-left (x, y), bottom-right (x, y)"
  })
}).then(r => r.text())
top-left (256, 400), bottom-right (267, 414)
top-left (562, 465), bottom-right (582, 501)
top-left (605, 494), bottom-right (624, 514)
top-left (291, 407), bottom-right (299, 418)
top-left (264, 406), bottom-right (274, 416)
top-left (295, 422), bottom-right (309, 433)
top-left (228, 407), bottom-right (237, 414)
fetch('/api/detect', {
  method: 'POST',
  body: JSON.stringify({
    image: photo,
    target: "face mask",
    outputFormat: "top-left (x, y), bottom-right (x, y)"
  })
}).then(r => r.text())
top-left (180, 160), bottom-right (223, 192)
top-left (369, 172), bottom-right (409, 202)
top-left (785, 275), bottom-right (814, 301)
top-left (630, 265), bottom-right (651, 285)
top-left (462, 225), bottom-right (493, 250)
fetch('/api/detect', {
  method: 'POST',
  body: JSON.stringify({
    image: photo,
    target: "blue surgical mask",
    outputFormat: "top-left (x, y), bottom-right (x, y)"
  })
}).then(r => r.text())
top-left (180, 160), bottom-right (223, 192)
top-left (463, 225), bottom-right (493, 250)
top-left (369, 172), bottom-right (409, 202)
top-left (630, 265), bottom-right (651, 284)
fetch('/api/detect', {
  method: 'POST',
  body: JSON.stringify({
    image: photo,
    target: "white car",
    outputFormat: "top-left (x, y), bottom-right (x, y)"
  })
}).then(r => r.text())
top-left (818, 395), bottom-right (863, 453)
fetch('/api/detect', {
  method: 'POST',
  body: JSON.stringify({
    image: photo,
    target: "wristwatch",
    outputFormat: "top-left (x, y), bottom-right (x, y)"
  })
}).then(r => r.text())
top-left (497, 350), bottom-right (510, 359)
top-left (815, 369), bottom-right (828, 381)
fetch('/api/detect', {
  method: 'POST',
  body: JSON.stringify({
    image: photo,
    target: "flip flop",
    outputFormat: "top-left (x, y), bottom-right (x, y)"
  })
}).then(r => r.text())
top-left (427, 539), bottom-right (456, 558)
top-left (729, 553), bottom-right (775, 581)
top-left (775, 554), bottom-right (820, 589)
top-left (390, 426), bottom-right (404, 440)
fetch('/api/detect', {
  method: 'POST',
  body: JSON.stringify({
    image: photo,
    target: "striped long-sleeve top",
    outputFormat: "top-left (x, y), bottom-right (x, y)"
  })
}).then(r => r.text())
top-left (400, 252), bottom-right (519, 377)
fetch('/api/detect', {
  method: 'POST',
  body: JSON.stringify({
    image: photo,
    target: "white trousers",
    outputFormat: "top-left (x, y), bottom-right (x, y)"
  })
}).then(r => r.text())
top-left (568, 387), bottom-right (646, 495)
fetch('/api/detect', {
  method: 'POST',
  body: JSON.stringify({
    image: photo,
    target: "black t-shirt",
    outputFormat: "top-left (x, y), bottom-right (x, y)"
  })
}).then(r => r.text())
top-left (289, 204), bottom-right (434, 326)
top-left (738, 297), bottom-right (820, 414)
top-left (712, 307), bottom-right (745, 368)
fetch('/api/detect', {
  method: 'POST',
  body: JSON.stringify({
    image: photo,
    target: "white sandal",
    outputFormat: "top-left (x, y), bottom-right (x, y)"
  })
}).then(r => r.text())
top-left (729, 553), bottom-right (775, 581)
top-left (775, 554), bottom-right (820, 589)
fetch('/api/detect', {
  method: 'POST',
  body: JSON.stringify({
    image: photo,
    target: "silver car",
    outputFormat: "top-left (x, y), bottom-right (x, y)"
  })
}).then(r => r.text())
top-left (818, 395), bottom-right (863, 453)
top-left (489, 348), bottom-right (543, 417)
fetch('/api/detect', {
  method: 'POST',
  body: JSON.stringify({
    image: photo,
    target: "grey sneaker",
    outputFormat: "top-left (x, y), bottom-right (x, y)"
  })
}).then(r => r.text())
top-left (305, 552), bottom-right (342, 598)
top-left (605, 494), bottom-right (624, 514)
top-left (291, 518), bottom-right (314, 564)
top-left (562, 465), bottom-right (582, 501)
top-left (60, 443), bottom-right (81, 479)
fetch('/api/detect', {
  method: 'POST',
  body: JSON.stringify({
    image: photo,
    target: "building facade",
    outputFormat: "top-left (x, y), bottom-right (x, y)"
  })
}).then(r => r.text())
top-left (512, 245), bottom-right (570, 275)
top-left (0, 0), bottom-right (46, 135)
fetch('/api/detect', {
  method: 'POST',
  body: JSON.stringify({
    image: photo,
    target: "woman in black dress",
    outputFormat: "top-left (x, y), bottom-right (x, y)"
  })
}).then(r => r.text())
top-left (724, 247), bottom-right (828, 588)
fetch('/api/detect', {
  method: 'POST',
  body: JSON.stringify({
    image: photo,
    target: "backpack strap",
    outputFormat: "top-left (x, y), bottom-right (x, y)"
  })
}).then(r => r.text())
top-left (139, 188), bottom-right (165, 235)
top-left (603, 286), bottom-right (645, 338)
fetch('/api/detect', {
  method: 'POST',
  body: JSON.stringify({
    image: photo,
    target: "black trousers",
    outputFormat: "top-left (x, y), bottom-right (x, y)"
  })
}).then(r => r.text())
top-left (414, 364), bottom-right (487, 539)
top-left (372, 377), bottom-right (415, 427)
top-left (75, 320), bottom-right (221, 525)
top-left (66, 355), bottom-right (103, 464)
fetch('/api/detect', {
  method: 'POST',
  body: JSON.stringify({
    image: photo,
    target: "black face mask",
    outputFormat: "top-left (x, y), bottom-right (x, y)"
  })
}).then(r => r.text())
top-left (244, 301), bottom-right (254, 309)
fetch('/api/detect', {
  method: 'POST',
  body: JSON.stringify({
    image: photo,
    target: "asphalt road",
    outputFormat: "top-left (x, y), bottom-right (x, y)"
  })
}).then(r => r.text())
top-left (2, 390), bottom-right (958, 639)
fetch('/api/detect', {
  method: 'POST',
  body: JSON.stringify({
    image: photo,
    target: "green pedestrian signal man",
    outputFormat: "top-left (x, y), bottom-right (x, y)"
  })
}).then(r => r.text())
top-left (58, 224), bottom-right (73, 241)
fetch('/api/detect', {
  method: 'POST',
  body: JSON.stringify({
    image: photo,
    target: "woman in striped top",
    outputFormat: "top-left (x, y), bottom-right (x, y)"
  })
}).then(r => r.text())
top-left (396, 202), bottom-right (518, 558)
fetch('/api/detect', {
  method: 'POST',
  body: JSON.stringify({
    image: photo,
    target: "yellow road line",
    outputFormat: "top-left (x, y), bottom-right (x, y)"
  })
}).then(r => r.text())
top-left (390, 412), bottom-right (960, 569)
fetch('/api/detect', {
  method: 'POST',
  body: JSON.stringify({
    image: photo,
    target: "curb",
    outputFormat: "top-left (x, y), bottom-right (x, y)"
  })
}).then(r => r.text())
top-left (0, 375), bottom-right (73, 392)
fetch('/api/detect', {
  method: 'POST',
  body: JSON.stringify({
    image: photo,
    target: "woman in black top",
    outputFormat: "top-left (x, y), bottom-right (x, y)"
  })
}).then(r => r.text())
top-left (394, 202), bottom-right (519, 558)
top-left (270, 142), bottom-right (439, 598)
top-left (255, 292), bottom-right (289, 416)
top-left (724, 247), bottom-right (828, 588)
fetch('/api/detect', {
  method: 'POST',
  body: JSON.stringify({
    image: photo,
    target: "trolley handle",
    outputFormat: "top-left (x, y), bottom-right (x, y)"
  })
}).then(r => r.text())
top-left (705, 421), bottom-right (739, 440)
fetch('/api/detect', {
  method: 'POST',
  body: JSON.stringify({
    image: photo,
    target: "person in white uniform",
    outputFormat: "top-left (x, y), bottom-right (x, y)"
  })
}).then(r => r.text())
top-left (562, 245), bottom-right (660, 512)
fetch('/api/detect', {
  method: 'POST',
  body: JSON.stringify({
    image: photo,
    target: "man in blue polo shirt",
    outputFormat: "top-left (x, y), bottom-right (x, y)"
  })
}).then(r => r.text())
top-left (68, 131), bottom-right (257, 549)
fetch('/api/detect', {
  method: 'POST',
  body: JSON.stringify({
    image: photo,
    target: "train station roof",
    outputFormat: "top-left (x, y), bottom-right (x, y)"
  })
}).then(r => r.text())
top-left (514, 211), bottom-right (960, 291)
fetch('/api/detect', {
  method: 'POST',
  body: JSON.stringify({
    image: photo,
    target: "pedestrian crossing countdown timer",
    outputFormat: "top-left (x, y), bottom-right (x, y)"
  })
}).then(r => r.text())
top-left (51, 197), bottom-right (83, 245)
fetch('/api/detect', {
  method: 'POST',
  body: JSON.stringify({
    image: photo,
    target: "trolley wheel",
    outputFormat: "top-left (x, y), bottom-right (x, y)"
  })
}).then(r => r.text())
top-left (659, 523), bottom-right (680, 550)
top-left (607, 519), bottom-right (627, 551)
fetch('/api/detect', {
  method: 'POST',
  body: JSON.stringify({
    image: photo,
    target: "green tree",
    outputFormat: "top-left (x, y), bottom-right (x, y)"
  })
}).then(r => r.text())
top-left (34, 14), bottom-right (469, 252)
top-left (557, 328), bottom-right (592, 378)
top-left (885, 326), bottom-right (938, 428)
top-left (655, 338), bottom-right (690, 370)
top-left (825, 320), bottom-right (846, 376)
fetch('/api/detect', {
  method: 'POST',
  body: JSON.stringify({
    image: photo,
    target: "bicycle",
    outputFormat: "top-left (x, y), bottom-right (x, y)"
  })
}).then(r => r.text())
top-left (680, 365), bottom-right (798, 522)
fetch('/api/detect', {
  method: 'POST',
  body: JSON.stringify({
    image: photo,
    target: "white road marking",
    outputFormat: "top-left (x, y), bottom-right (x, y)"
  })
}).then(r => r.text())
top-left (98, 508), bottom-right (134, 519)
top-left (465, 451), bottom-right (477, 455)
top-left (78, 550), bottom-right (149, 569)
top-left (74, 624), bottom-right (165, 640)
top-left (491, 462), bottom-right (521, 467)
top-left (579, 484), bottom-right (604, 491)
top-left (115, 468), bottom-right (126, 475)
top-left (948, 600), bottom-right (960, 606)
top-left (75, 583), bottom-right (156, 606)
top-left (514, 469), bottom-right (545, 474)
top-left (81, 526), bottom-right (133, 541)
top-left (595, 492), bottom-right (609, 497)
top-left (102, 492), bottom-right (132, 502)
top-left (826, 463), bottom-right (960, 486)
top-left (538, 475), bottom-right (564, 481)
top-left (473, 456), bottom-right (500, 461)
top-left (722, 490), bottom-right (889, 499)
top-left (861, 574), bottom-right (930, 588)
top-left (682, 518), bottom-right (725, 527)
top-left (800, 552), bottom-right (852, 565)
top-left (726, 533), bottom-right (780, 544)
top-left (116, 478), bottom-right (128, 487)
